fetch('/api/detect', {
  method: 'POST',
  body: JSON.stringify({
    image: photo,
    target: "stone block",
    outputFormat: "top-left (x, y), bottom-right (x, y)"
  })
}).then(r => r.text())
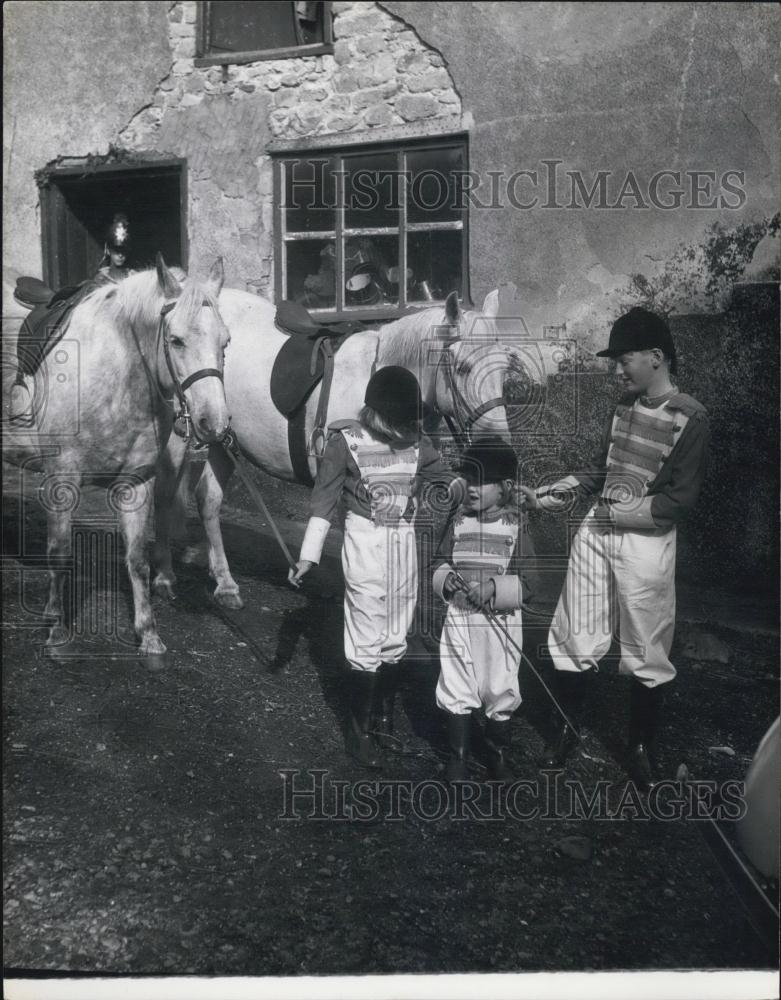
top-left (354, 53), bottom-right (396, 88)
top-left (395, 93), bottom-right (439, 121)
top-left (325, 114), bottom-right (355, 132)
top-left (180, 92), bottom-right (203, 108)
top-left (334, 39), bottom-right (352, 65)
top-left (264, 75), bottom-right (282, 91)
top-left (334, 12), bottom-right (385, 38)
top-left (355, 33), bottom-right (386, 56)
top-left (273, 88), bottom-right (299, 108)
top-left (363, 104), bottom-right (393, 127)
top-left (351, 81), bottom-right (398, 111)
top-left (301, 85), bottom-right (328, 102)
top-left (333, 71), bottom-right (360, 93)
top-left (406, 68), bottom-right (451, 93)
top-left (397, 50), bottom-right (429, 74)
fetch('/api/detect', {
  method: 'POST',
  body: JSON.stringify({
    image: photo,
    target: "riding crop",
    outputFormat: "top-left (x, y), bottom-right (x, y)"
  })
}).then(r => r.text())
top-left (446, 566), bottom-right (584, 743)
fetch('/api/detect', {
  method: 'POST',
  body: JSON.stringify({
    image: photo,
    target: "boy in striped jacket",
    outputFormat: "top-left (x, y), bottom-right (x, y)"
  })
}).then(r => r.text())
top-left (433, 438), bottom-right (528, 782)
top-left (522, 307), bottom-right (710, 791)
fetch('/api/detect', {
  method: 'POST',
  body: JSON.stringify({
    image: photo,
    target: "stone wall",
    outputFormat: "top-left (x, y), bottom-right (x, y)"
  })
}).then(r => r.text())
top-left (118, 0), bottom-right (462, 295)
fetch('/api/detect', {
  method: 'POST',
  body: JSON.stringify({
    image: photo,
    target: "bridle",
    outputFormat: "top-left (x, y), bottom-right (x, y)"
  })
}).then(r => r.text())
top-left (435, 334), bottom-right (506, 446)
top-left (157, 299), bottom-right (226, 441)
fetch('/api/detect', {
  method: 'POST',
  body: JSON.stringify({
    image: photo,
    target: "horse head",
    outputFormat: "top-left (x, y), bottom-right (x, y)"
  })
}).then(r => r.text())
top-left (155, 255), bottom-right (231, 443)
top-left (432, 289), bottom-right (532, 444)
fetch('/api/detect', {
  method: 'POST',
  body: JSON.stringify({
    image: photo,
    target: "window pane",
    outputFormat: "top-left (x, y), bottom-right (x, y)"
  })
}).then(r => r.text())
top-left (343, 235), bottom-right (400, 309)
top-left (285, 158), bottom-right (336, 233)
top-left (287, 239), bottom-right (336, 308)
top-left (407, 230), bottom-right (463, 302)
top-left (345, 153), bottom-right (399, 230)
top-left (210, 1), bottom-right (299, 53)
top-left (407, 147), bottom-right (465, 224)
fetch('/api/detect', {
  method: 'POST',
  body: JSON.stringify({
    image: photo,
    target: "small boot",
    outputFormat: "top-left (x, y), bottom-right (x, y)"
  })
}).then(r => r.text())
top-left (372, 660), bottom-right (403, 750)
top-left (444, 712), bottom-right (471, 781)
top-left (484, 717), bottom-right (515, 782)
top-left (626, 679), bottom-right (665, 793)
top-left (345, 670), bottom-right (384, 769)
top-left (9, 375), bottom-right (34, 427)
top-left (541, 669), bottom-right (591, 768)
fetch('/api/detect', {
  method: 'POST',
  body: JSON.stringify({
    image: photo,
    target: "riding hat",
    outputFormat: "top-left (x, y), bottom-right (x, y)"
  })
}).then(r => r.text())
top-left (105, 214), bottom-right (132, 252)
top-left (364, 366), bottom-right (423, 425)
top-left (597, 307), bottom-right (675, 365)
top-left (457, 435), bottom-right (518, 484)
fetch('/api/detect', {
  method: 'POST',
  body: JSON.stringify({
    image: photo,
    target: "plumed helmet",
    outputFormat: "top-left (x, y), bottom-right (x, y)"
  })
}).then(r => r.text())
top-left (364, 366), bottom-right (423, 425)
top-left (457, 435), bottom-right (518, 484)
top-left (105, 214), bottom-right (131, 252)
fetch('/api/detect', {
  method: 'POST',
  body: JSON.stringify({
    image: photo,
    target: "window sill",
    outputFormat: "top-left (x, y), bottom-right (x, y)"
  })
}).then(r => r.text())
top-left (195, 43), bottom-right (334, 67)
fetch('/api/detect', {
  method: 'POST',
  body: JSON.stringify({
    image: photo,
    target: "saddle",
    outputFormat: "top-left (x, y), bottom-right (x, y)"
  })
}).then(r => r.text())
top-left (270, 300), bottom-right (373, 485)
top-left (270, 300), bottom-right (369, 419)
top-left (15, 277), bottom-right (97, 377)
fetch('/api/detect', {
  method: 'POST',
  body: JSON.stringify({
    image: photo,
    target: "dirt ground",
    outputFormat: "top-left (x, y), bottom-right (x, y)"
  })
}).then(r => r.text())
top-left (2, 464), bottom-right (779, 976)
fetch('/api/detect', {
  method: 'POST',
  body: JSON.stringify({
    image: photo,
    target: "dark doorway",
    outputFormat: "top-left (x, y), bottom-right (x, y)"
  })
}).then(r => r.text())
top-left (40, 160), bottom-right (187, 288)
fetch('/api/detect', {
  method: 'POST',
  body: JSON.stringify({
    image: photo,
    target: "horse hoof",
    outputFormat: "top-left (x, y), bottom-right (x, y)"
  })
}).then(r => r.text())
top-left (141, 653), bottom-right (168, 673)
top-left (214, 590), bottom-right (244, 610)
top-left (45, 625), bottom-right (69, 648)
top-left (152, 579), bottom-right (177, 601)
top-left (139, 635), bottom-right (167, 657)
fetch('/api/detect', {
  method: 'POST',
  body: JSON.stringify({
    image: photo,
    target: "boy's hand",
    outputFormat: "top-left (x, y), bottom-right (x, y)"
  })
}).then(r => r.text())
top-left (465, 579), bottom-right (496, 611)
top-left (442, 572), bottom-right (460, 600)
top-left (518, 485), bottom-right (539, 509)
top-left (288, 560), bottom-right (314, 588)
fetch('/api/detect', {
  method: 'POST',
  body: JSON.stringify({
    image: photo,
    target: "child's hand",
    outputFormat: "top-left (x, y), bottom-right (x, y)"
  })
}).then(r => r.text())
top-left (518, 485), bottom-right (539, 509)
top-left (465, 579), bottom-right (495, 611)
top-left (288, 560), bottom-right (314, 588)
top-left (442, 572), bottom-right (460, 599)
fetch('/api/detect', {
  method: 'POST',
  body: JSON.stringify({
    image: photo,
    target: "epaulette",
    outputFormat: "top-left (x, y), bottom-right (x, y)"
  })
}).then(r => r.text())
top-left (666, 393), bottom-right (708, 418)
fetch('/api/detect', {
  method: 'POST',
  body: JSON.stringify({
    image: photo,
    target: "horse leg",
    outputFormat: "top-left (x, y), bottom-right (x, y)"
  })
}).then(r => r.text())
top-left (196, 446), bottom-right (243, 609)
top-left (119, 496), bottom-right (166, 657)
top-left (43, 508), bottom-right (74, 649)
top-left (152, 436), bottom-right (188, 600)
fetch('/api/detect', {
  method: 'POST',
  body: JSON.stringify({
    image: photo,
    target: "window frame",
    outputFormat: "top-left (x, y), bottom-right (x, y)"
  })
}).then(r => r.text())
top-left (273, 134), bottom-right (471, 323)
top-left (195, 1), bottom-right (333, 67)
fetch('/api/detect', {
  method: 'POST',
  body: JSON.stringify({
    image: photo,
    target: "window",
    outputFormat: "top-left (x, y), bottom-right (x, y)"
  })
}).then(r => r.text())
top-left (274, 137), bottom-right (470, 320)
top-left (39, 161), bottom-right (186, 288)
top-left (196, 1), bottom-right (333, 66)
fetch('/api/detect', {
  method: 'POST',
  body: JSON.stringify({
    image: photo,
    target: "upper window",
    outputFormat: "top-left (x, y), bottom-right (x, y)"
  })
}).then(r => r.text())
top-left (274, 137), bottom-right (470, 320)
top-left (196, 1), bottom-right (333, 66)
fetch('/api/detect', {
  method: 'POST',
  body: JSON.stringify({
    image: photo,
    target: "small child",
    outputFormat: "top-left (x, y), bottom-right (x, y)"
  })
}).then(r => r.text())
top-left (289, 366), bottom-right (453, 768)
top-left (432, 437), bottom-right (526, 782)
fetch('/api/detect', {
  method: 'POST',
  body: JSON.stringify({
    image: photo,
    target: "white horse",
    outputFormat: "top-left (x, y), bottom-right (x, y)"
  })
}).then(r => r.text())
top-left (2, 257), bottom-right (230, 656)
top-left (152, 288), bottom-right (532, 610)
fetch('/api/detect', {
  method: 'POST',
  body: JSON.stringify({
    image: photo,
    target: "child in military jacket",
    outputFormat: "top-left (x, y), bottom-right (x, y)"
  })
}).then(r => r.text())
top-left (289, 366), bottom-right (453, 769)
top-left (522, 307), bottom-right (710, 792)
top-left (432, 437), bottom-right (526, 782)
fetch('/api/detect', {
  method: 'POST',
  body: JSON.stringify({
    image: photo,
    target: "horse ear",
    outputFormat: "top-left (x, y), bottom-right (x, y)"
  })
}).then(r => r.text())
top-left (481, 289), bottom-right (500, 317)
top-left (156, 253), bottom-right (181, 299)
top-left (444, 291), bottom-right (461, 325)
top-left (206, 257), bottom-right (225, 299)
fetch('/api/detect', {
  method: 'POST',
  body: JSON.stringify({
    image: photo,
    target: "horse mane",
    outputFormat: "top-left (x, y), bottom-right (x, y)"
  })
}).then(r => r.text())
top-left (76, 268), bottom-right (219, 338)
top-left (376, 304), bottom-right (501, 369)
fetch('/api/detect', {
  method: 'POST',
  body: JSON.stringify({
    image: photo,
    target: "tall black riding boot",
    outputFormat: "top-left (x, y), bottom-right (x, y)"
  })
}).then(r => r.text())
top-left (627, 679), bottom-right (665, 793)
top-left (345, 670), bottom-right (384, 769)
top-left (541, 669), bottom-right (592, 768)
top-left (484, 717), bottom-right (515, 782)
top-left (444, 712), bottom-right (471, 781)
top-left (372, 660), bottom-right (403, 750)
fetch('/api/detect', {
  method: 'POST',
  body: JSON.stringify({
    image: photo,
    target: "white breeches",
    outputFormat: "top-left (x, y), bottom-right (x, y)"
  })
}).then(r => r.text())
top-left (549, 511), bottom-right (677, 687)
top-left (436, 606), bottom-right (523, 721)
top-left (342, 512), bottom-right (418, 673)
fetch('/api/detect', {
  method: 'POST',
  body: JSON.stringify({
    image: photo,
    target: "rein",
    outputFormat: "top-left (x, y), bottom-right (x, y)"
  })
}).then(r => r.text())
top-left (157, 299), bottom-right (224, 441)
